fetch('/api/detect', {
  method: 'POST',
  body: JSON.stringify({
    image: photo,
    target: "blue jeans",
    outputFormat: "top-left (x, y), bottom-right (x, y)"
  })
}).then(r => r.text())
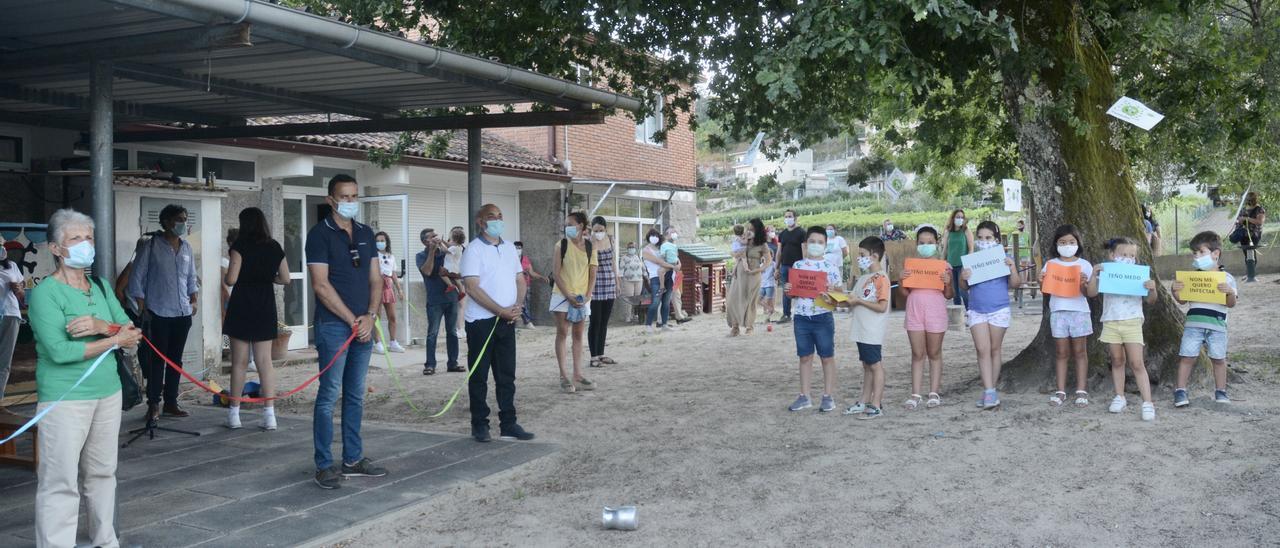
top-left (645, 276), bottom-right (672, 327)
top-left (521, 291), bottom-right (534, 325)
top-left (313, 320), bottom-right (373, 470)
top-left (426, 297), bottom-right (459, 368)
top-left (779, 264), bottom-right (792, 317)
top-left (951, 267), bottom-right (968, 308)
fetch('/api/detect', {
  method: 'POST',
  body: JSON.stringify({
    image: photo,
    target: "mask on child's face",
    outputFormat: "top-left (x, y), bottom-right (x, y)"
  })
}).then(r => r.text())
top-left (857, 256), bottom-right (873, 270)
top-left (1115, 256), bottom-right (1136, 265)
top-left (1057, 244), bottom-right (1078, 258)
top-left (806, 243), bottom-right (825, 257)
top-left (916, 244), bottom-right (937, 258)
top-left (376, 241), bottom-right (387, 251)
top-left (976, 240), bottom-right (1000, 250)
top-left (1193, 254), bottom-right (1215, 271)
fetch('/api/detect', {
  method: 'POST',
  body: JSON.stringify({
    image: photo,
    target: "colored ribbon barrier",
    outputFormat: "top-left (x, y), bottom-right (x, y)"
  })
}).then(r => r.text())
top-left (374, 316), bottom-right (497, 418)
top-left (142, 328), bottom-right (358, 404)
top-left (1, 345), bottom-right (117, 445)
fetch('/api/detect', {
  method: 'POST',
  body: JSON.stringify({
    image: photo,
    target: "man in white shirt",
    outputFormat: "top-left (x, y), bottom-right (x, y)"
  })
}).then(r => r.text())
top-left (460, 204), bottom-right (534, 443)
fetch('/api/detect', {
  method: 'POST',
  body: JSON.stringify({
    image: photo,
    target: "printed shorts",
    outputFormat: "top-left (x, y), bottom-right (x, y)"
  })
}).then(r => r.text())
top-left (966, 307), bottom-right (1011, 329)
top-left (1100, 318), bottom-right (1144, 345)
top-left (1050, 310), bottom-right (1093, 339)
top-left (1179, 326), bottom-right (1228, 360)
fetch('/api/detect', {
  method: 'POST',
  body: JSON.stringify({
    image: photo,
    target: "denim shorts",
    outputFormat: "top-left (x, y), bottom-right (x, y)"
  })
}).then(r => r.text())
top-left (759, 285), bottom-right (776, 299)
top-left (856, 342), bottom-right (882, 365)
top-left (793, 313), bottom-right (835, 358)
top-left (1179, 326), bottom-right (1228, 360)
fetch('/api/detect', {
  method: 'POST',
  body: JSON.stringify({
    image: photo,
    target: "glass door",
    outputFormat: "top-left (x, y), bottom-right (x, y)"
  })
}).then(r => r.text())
top-left (359, 194), bottom-right (410, 344)
top-left (281, 196), bottom-right (310, 350)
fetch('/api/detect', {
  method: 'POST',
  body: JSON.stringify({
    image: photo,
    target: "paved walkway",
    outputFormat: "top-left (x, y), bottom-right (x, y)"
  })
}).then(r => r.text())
top-left (0, 406), bottom-right (554, 547)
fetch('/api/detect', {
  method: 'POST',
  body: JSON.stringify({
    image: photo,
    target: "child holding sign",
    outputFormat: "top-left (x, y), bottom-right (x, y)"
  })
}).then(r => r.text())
top-left (1170, 231), bottom-right (1238, 407)
top-left (960, 221), bottom-right (1021, 409)
top-left (902, 226), bottom-right (954, 410)
top-left (1042, 224), bottom-right (1094, 407)
top-left (1086, 237), bottom-right (1157, 421)
top-left (783, 226), bottom-right (845, 413)
top-left (843, 236), bottom-right (891, 419)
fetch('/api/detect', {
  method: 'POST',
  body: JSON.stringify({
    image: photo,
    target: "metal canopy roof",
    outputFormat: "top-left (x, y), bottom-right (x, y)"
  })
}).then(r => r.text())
top-left (0, 0), bottom-right (642, 130)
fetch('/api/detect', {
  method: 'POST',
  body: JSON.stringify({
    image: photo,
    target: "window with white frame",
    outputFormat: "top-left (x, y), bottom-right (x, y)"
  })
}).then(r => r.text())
top-left (573, 63), bottom-right (594, 86)
top-left (202, 156), bottom-right (256, 183)
top-left (634, 93), bottom-right (664, 146)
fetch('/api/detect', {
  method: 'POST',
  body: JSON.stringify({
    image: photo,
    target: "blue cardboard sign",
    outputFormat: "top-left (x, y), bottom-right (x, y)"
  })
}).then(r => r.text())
top-left (1097, 262), bottom-right (1150, 296)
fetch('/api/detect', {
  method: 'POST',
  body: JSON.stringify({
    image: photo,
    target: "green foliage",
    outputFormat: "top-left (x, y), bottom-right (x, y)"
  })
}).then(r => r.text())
top-left (752, 173), bottom-right (780, 203)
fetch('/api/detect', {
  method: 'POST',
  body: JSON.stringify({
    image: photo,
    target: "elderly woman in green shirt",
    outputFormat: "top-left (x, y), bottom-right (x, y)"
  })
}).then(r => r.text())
top-left (28, 208), bottom-right (141, 548)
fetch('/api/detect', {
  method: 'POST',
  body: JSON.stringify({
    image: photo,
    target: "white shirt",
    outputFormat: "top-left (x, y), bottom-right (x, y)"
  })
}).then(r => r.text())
top-left (824, 235), bottom-right (848, 270)
top-left (444, 244), bottom-right (464, 274)
top-left (0, 262), bottom-right (21, 317)
top-left (378, 252), bottom-right (397, 277)
top-left (460, 237), bottom-right (523, 322)
top-left (1101, 294), bottom-right (1143, 322)
top-left (1043, 257), bottom-right (1094, 313)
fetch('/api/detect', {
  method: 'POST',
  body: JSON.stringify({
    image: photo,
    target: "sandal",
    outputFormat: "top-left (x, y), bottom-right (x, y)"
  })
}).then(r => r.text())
top-left (1074, 390), bottom-right (1090, 407)
top-left (560, 378), bottom-right (576, 394)
top-left (904, 394), bottom-right (923, 410)
top-left (423, 366), bottom-right (436, 376)
top-left (589, 357), bottom-right (604, 368)
top-left (599, 356), bottom-right (617, 365)
top-left (926, 393), bottom-right (942, 408)
top-left (1049, 391), bottom-right (1066, 406)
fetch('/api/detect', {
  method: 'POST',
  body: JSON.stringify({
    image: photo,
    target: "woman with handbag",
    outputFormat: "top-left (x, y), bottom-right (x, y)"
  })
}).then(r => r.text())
top-left (27, 208), bottom-right (142, 548)
top-left (1234, 191), bottom-right (1266, 282)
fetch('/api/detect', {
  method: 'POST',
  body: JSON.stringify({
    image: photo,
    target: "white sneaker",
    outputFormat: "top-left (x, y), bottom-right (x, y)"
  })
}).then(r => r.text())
top-left (1141, 402), bottom-right (1155, 422)
top-left (373, 342), bottom-right (385, 354)
top-left (225, 409), bottom-right (242, 429)
top-left (1109, 395), bottom-right (1127, 414)
top-left (248, 360), bottom-right (257, 372)
top-left (456, 328), bottom-right (465, 339)
top-left (261, 408), bottom-right (277, 431)
top-left (524, 322), bottom-right (536, 330)
top-left (388, 341), bottom-right (406, 353)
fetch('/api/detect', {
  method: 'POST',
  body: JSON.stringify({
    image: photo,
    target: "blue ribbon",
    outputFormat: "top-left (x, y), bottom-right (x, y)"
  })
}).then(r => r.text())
top-left (0, 346), bottom-right (118, 445)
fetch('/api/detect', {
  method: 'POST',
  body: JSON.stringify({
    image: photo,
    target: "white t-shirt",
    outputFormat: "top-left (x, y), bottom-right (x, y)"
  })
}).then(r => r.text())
top-left (378, 252), bottom-right (397, 277)
top-left (1043, 257), bottom-right (1093, 313)
top-left (1101, 294), bottom-right (1143, 322)
top-left (824, 236), bottom-right (848, 270)
top-left (850, 272), bottom-right (891, 345)
top-left (0, 262), bottom-right (21, 317)
top-left (459, 237), bottom-right (523, 322)
top-left (444, 244), bottom-right (464, 274)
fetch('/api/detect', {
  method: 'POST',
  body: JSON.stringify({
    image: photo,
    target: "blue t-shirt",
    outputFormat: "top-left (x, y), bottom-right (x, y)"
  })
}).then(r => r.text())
top-left (305, 216), bottom-right (377, 324)
top-left (660, 242), bottom-right (679, 264)
top-left (416, 248), bottom-right (454, 305)
top-left (968, 276), bottom-right (1010, 313)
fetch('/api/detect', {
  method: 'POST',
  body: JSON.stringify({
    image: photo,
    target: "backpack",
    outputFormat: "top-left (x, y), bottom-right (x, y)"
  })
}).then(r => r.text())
top-left (550, 238), bottom-right (592, 288)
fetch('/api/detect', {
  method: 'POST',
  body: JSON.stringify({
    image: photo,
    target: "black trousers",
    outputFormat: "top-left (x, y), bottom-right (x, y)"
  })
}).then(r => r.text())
top-left (588, 298), bottom-right (615, 357)
top-left (144, 314), bottom-right (192, 405)
top-left (466, 316), bottom-right (517, 430)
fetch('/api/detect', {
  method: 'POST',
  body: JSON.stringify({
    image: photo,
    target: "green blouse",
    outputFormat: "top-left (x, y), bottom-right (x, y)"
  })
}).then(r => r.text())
top-left (28, 275), bottom-right (130, 402)
top-left (946, 229), bottom-right (968, 267)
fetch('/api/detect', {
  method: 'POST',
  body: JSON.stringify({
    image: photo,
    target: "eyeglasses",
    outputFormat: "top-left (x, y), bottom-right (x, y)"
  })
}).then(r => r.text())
top-left (348, 243), bottom-right (360, 268)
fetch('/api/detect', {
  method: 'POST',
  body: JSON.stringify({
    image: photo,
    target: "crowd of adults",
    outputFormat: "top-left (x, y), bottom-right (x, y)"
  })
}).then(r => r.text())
top-left (3, 176), bottom-right (1268, 545)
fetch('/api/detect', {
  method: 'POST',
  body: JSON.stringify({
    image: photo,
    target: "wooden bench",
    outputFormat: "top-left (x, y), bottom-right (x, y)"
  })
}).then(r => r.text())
top-left (0, 412), bottom-right (38, 470)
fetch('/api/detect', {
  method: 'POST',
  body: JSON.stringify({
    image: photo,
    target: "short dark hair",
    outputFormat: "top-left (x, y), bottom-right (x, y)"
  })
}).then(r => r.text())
top-left (159, 204), bottom-right (187, 227)
top-left (327, 173), bottom-right (357, 196)
top-left (1189, 230), bottom-right (1221, 253)
top-left (514, 240), bottom-right (524, 248)
top-left (236, 207), bottom-right (270, 244)
top-left (806, 225), bottom-right (826, 241)
top-left (375, 231), bottom-right (392, 251)
top-left (784, 208), bottom-right (798, 218)
top-left (420, 228), bottom-right (434, 241)
top-left (591, 215), bottom-right (607, 228)
top-left (1050, 224), bottom-right (1084, 258)
top-left (915, 226), bottom-right (939, 241)
top-left (858, 236), bottom-right (885, 259)
top-left (567, 211), bottom-right (588, 228)
top-left (733, 224), bottom-right (744, 236)
top-left (976, 220), bottom-right (1001, 241)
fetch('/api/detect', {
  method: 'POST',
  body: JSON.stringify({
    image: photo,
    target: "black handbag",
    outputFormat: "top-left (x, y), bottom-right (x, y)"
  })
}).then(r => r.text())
top-left (89, 277), bottom-right (144, 411)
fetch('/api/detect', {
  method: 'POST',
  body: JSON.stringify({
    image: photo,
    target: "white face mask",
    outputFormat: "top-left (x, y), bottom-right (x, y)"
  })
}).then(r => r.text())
top-left (857, 256), bottom-right (873, 270)
top-left (954, 218), bottom-right (965, 228)
top-left (884, 224), bottom-right (893, 232)
top-left (1057, 244), bottom-right (1078, 258)
top-left (784, 217), bottom-right (796, 227)
top-left (1115, 256), bottom-right (1136, 265)
top-left (648, 236), bottom-right (659, 245)
top-left (593, 231), bottom-right (607, 241)
top-left (976, 240), bottom-right (1000, 250)
top-left (668, 233), bottom-right (679, 241)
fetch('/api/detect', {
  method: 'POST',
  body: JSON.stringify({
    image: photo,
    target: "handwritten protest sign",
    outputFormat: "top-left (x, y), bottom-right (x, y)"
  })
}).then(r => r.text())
top-left (902, 258), bottom-right (947, 290)
top-left (1042, 262), bottom-right (1082, 298)
top-left (1002, 179), bottom-right (1023, 212)
top-left (787, 268), bottom-right (828, 299)
top-left (1097, 262), bottom-right (1150, 296)
top-left (1175, 271), bottom-right (1228, 305)
top-left (960, 246), bottom-right (1010, 285)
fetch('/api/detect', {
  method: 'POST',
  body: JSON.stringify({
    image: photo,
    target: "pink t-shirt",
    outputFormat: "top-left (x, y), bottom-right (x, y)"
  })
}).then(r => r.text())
top-left (520, 255), bottom-right (532, 284)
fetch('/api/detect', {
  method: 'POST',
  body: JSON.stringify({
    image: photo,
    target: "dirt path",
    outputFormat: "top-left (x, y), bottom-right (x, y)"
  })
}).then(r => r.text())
top-left (250, 276), bottom-right (1280, 546)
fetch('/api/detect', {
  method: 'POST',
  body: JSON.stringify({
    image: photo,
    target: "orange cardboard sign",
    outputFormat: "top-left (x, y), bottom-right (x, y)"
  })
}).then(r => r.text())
top-left (787, 268), bottom-right (828, 299)
top-left (902, 258), bottom-right (947, 290)
top-left (1042, 262), bottom-right (1082, 297)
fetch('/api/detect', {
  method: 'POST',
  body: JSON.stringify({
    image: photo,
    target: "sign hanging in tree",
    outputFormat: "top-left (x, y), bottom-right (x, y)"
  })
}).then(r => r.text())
top-left (1001, 179), bottom-right (1023, 212)
top-left (1106, 97), bottom-right (1165, 131)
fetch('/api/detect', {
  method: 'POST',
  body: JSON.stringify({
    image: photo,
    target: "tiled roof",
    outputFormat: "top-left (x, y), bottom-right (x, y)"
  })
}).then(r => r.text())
top-left (114, 175), bottom-right (228, 192)
top-left (250, 114), bottom-right (562, 174)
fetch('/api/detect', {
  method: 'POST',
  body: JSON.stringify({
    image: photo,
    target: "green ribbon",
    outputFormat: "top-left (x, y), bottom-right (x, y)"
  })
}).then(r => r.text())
top-left (374, 315), bottom-right (498, 418)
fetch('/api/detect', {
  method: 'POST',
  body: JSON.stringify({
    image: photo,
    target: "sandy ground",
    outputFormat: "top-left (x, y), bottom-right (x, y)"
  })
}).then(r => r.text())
top-left (228, 275), bottom-right (1280, 546)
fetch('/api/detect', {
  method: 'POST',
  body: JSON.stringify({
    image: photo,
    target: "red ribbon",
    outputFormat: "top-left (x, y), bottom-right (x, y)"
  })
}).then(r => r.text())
top-left (141, 328), bottom-right (359, 404)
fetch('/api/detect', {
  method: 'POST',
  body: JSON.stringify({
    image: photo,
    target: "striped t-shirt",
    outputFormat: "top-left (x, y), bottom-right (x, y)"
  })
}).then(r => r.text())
top-left (1185, 271), bottom-right (1237, 333)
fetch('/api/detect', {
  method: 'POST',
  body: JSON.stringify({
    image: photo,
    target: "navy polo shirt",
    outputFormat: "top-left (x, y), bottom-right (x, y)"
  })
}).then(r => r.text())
top-left (415, 248), bottom-right (453, 305)
top-left (305, 215), bottom-right (377, 325)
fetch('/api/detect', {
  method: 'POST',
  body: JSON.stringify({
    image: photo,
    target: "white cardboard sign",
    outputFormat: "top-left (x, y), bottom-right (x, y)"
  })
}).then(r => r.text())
top-left (1002, 179), bottom-right (1022, 212)
top-left (960, 245), bottom-right (1011, 285)
top-left (1106, 96), bottom-right (1164, 131)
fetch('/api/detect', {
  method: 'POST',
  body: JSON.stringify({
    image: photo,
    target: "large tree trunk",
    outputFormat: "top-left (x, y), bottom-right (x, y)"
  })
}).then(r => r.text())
top-left (996, 0), bottom-right (1186, 391)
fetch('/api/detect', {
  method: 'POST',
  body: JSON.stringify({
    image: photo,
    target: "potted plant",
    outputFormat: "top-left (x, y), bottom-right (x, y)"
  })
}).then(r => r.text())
top-left (272, 322), bottom-right (292, 361)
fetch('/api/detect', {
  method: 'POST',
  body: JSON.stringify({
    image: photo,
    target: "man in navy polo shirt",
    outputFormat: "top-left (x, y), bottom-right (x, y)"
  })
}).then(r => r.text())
top-left (416, 227), bottom-right (461, 375)
top-left (461, 204), bottom-right (534, 443)
top-left (305, 174), bottom-right (388, 489)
